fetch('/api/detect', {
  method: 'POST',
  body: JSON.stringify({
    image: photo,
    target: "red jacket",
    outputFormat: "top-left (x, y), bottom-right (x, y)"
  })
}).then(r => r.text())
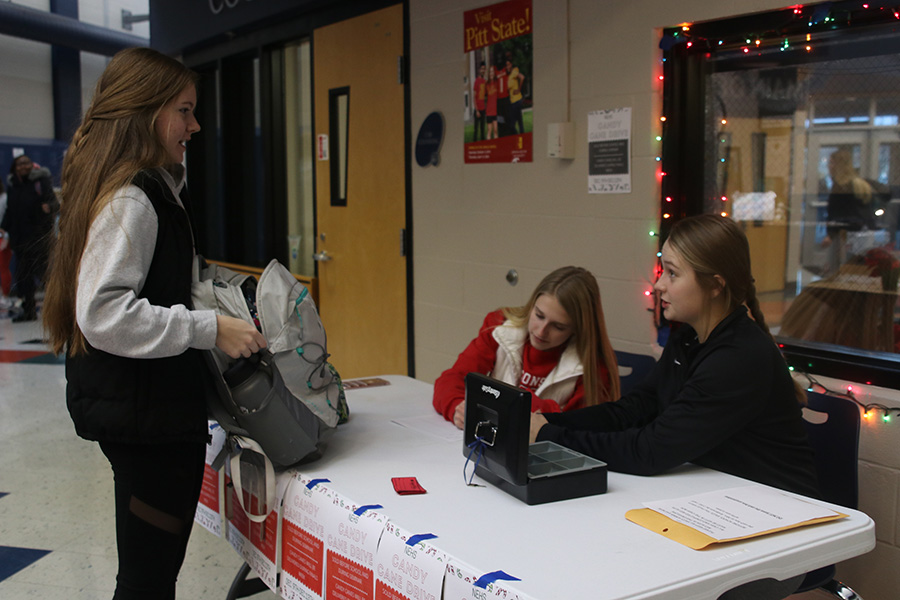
top-left (433, 310), bottom-right (609, 422)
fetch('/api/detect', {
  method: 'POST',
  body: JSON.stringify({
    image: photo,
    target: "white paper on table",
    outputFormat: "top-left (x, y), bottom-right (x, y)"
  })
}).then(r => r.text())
top-left (391, 414), bottom-right (463, 443)
top-left (643, 485), bottom-right (840, 541)
top-left (443, 560), bottom-right (525, 600)
top-left (322, 492), bottom-right (389, 599)
top-left (280, 474), bottom-right (334, 600)
top-left (374, 521), bottom-right (447, 600)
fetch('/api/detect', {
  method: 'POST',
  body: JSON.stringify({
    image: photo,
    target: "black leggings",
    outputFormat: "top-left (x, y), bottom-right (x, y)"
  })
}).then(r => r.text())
top-left (12, 242), bottom-right (44, 314)
top-left (100, 441), bottom-right (207, 600)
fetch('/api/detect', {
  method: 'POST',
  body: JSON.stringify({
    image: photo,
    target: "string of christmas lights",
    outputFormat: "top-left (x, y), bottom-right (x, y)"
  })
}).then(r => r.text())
top-left (659, 2), bottom-right (900, 58)
top-left (791, 368), bottom-right (900, 423)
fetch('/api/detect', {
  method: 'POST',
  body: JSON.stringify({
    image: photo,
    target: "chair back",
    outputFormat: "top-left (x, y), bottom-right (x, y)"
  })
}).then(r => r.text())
top-left (802, 391), bottom-right (861, 509)
top-left (614, 351), bottom-right (657, 397)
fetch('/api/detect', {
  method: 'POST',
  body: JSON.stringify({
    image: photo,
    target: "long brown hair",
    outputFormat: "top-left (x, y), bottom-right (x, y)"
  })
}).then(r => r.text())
top-left (503, 266), bottom-right (621, 406)
top-left (43, 47), bottom-right (199, 355)
top-left (666, 214), bottom-right (806, 404)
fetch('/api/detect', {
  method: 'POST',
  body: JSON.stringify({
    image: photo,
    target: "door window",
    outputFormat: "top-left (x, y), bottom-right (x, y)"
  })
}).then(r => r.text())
top-left (328, 87), bottom-right (350, 207)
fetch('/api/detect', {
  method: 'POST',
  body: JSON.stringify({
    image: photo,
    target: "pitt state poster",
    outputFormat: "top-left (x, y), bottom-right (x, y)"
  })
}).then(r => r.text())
top-left (464, 0), bottom-right (533, 163)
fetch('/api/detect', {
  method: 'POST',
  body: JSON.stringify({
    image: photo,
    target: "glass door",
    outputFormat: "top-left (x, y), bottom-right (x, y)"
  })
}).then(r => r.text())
top-left (283, 40), bottom-right (315, 277)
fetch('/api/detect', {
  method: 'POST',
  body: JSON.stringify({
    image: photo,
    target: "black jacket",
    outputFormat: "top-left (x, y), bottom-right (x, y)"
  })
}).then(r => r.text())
top-left (2, 167), bottom-right (58, 251)
top-left (539, 307), bottom-right (820, 498)
top-left (66, 169), bottom-right (211, 444)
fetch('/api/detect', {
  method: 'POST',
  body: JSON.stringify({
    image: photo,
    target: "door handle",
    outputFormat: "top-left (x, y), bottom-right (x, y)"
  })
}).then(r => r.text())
top-left (313, 250), bottom-right (333, 262)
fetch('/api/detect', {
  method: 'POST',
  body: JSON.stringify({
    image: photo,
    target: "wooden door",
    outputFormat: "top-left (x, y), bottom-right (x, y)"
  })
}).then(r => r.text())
top-left (313, 5), bottom-right (407, 378)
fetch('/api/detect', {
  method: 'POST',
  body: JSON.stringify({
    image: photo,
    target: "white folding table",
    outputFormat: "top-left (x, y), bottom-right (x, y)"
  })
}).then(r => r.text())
top-left (222, 374), bottom-right (876, 600)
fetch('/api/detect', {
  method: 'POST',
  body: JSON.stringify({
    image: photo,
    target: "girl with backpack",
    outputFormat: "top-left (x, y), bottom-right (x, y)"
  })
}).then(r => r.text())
top-left (43, 48), bottom-right (266, 599)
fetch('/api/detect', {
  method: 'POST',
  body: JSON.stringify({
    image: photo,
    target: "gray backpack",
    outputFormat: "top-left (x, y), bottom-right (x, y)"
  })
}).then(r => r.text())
top-left (192, 258), bottom-right (348, 473)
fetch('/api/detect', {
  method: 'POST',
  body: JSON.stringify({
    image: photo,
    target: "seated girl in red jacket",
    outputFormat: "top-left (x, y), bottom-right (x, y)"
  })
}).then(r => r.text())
top-left (433, 266), bottom-right (621, 429)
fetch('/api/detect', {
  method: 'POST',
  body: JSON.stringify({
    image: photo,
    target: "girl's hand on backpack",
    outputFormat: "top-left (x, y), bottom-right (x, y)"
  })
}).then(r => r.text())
top-left (215, 315), bottom-right (267, 358)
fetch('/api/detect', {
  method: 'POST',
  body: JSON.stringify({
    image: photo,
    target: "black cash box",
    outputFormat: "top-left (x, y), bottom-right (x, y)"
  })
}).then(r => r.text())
top-left (463, 373), bottom-right (608, 505)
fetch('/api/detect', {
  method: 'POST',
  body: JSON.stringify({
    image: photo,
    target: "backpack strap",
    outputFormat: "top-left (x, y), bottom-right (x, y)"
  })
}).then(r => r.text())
top-left (229, 436), bottom-right (276, 524)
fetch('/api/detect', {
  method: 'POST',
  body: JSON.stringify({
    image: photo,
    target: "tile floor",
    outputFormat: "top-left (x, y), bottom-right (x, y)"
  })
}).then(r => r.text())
top-left (0, 311), bottom-right (278, 599)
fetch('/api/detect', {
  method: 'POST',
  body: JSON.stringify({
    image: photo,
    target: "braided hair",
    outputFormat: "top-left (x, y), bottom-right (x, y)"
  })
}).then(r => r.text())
top-left (43, 48), bottom-right (198, 355)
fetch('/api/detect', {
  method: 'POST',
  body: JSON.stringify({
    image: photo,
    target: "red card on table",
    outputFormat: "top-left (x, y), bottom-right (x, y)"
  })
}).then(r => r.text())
top-left (392, 477), bottom-right (427, 495)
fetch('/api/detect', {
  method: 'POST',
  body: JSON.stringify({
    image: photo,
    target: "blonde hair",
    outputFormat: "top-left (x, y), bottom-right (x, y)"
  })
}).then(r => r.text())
top-left (43, 47), bottom-right (199, 356)
top-left (829, 149), bottom-right (872, 203)
top-left (666, 214), bottom-right (806, 404)
top-left (503, 266), bottom-right (620, 406)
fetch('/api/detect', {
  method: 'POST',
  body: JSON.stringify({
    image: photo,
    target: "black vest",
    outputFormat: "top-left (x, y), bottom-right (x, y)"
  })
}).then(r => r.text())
top-left (66, 169), bottom-right (210, 444)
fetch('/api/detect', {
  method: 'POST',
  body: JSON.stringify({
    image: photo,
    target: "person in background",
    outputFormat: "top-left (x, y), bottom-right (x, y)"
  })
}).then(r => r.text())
top-left (530, 215), bottom-right (818, 600)
top-left (506, 56), bottom-right (525, 135)
top-left (494, 57), bottom-right (511, 136)
top-left (42, 47), bottom-right (266, 599)
top-left (0, 154), bottom-right (58, 321)
top-left (0, 179), bottom-right (13, 310)
top-left (434, 266), bottom-right (621, 429)
top-left (485, 64), bottom-right (499, 140)
top-left (823, 148), bottom-right (876, 272)
top-left (472, 61), bottom-right (487, 142)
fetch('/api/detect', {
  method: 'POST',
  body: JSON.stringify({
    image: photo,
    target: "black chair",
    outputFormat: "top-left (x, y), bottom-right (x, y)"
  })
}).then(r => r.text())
top-left (793, 391), bottom-right (864, 599)
top-left (614, 350), bottom-right (657, 396)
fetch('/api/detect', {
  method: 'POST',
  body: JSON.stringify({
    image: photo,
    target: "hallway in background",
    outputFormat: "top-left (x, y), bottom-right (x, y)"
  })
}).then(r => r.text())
top-left (0, 313), bottom-right (276, 599)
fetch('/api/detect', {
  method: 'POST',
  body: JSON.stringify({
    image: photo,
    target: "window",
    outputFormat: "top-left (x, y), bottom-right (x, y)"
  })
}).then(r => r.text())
top-left (661, 1), bottom-right (900, 387)
top-left (284, 40), bottom-right (316, 277)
